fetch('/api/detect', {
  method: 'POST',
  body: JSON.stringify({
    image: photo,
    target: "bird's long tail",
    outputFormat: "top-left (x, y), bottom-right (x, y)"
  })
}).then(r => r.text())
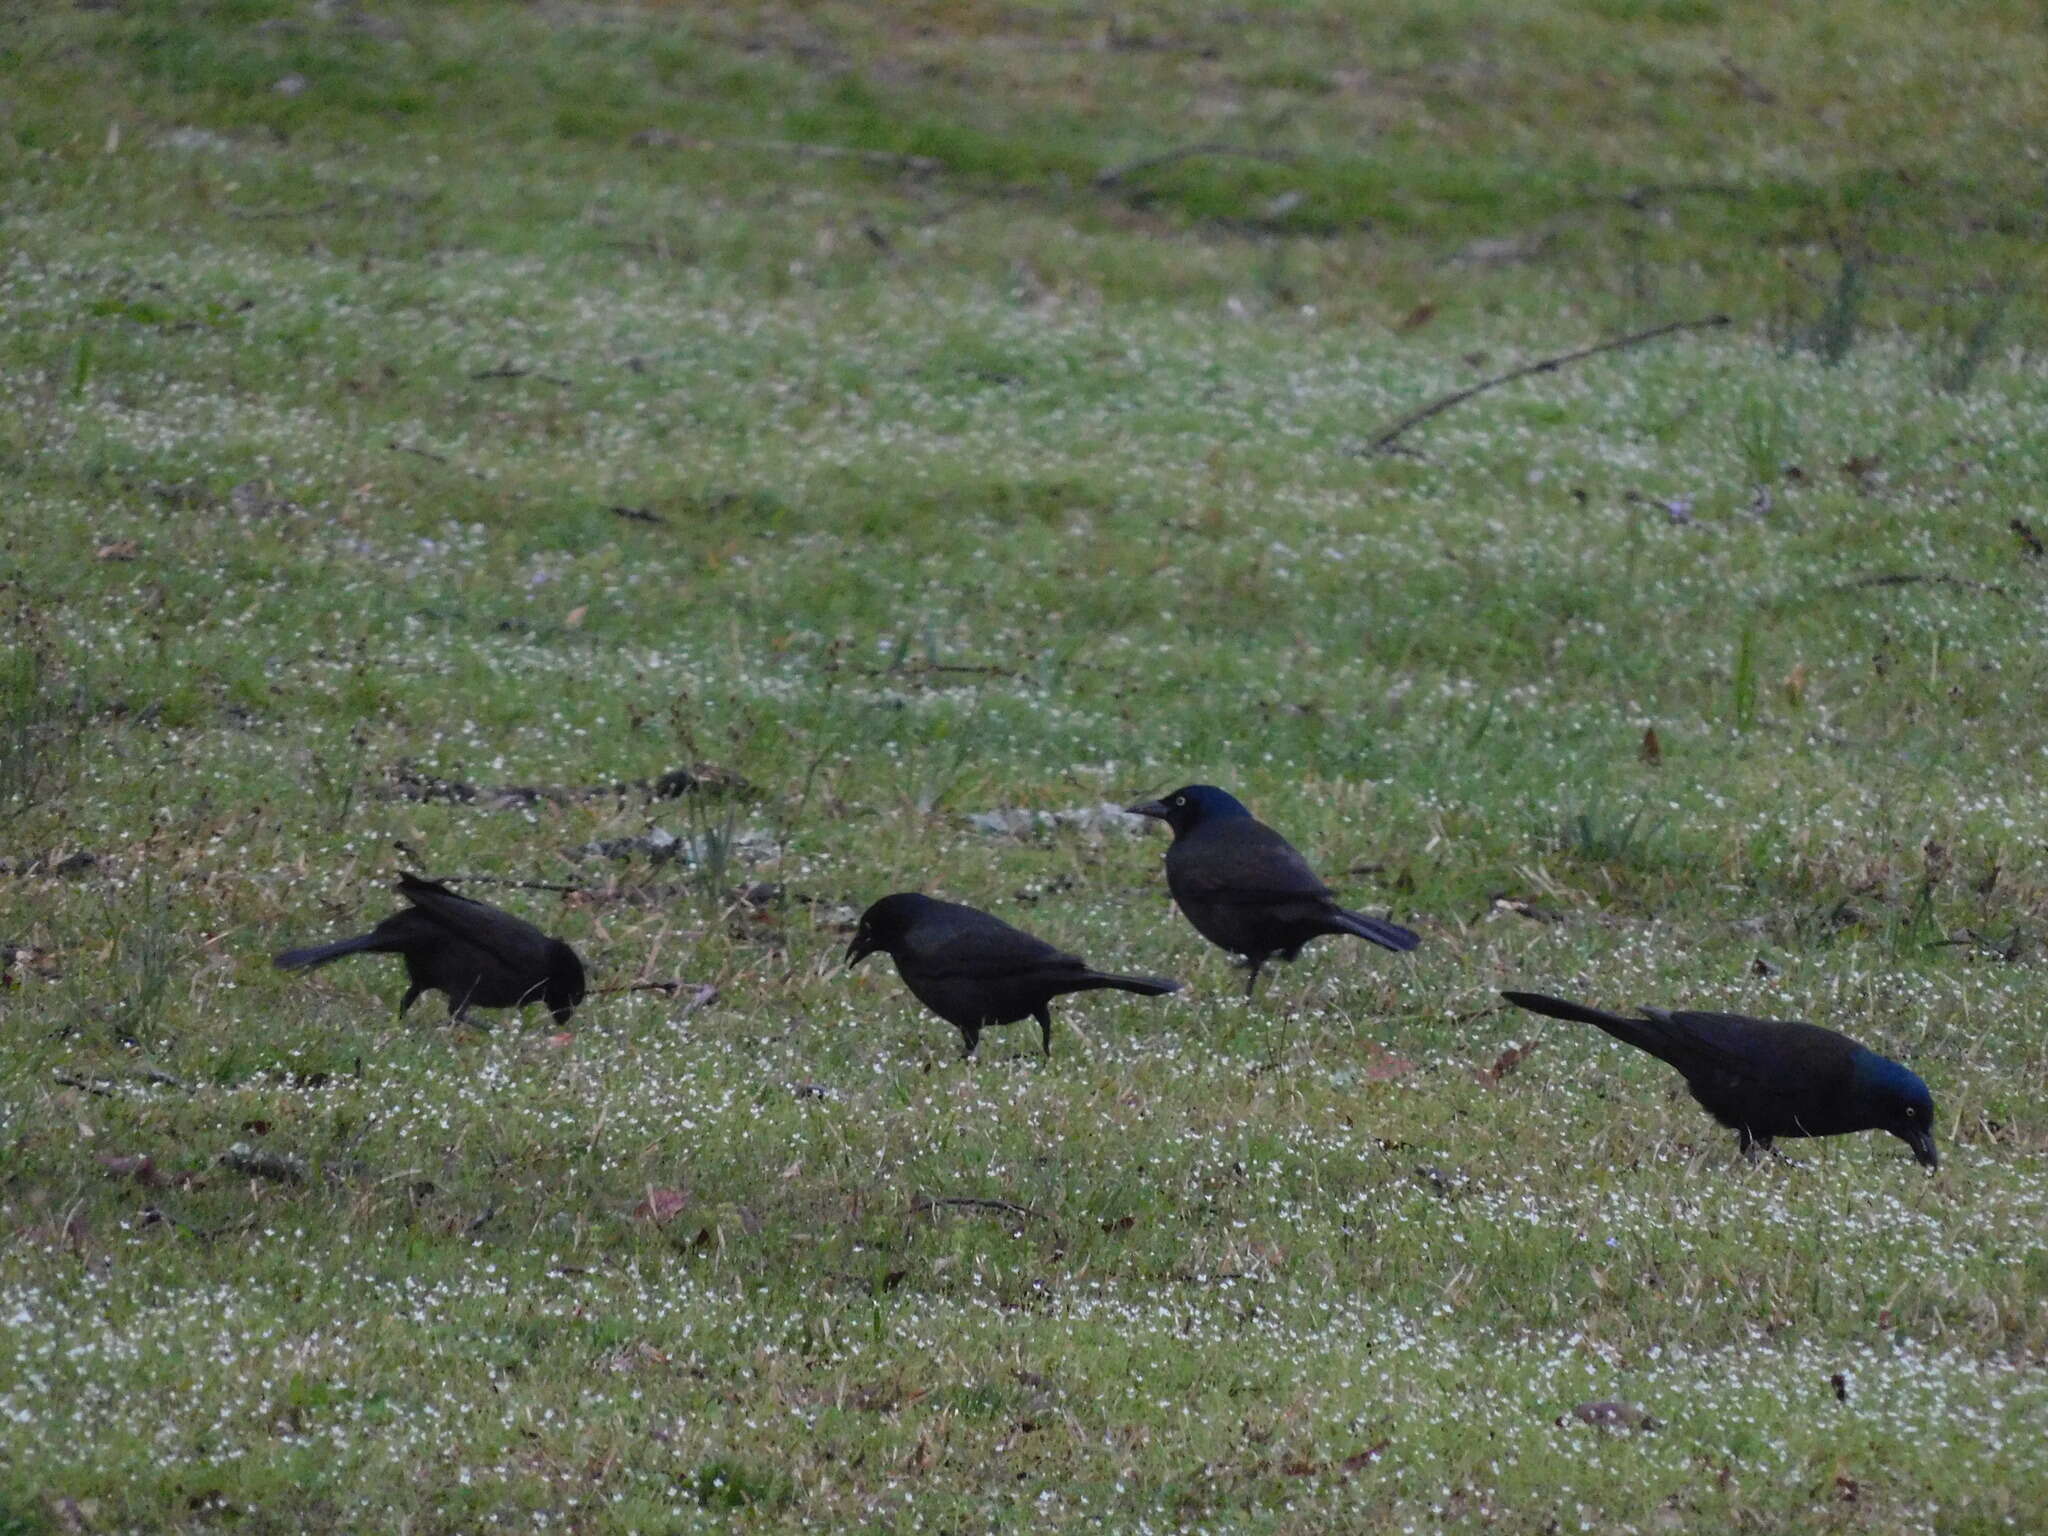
top-left (1070, 973), bottom-right (1181, 998)
top-left (1500, 990), bottom-right (1666, 1057)
top-left (273, 934), bottom-right (383, 971)
top-left (1332, 909), bottom-right (1421, 952)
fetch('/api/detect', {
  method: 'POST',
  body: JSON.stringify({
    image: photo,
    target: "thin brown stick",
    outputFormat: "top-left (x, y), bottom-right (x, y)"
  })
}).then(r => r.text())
top-left (227, 199), bottom-right (340, 221)
top-left (1363, 313), bottom-right (1731, 454)
top-left (903, 1195), bottom-right (1049, 1222)
top-left (52, 1068), bottom-right (187, 1096)
top-left (387, 440), bottom-right (450, 465)
top-left (139, 1207), bottom-right (259, 1243)
top-left (433, 873), bottom-right (595, 895)
top-left (1094, 143), bottom-right (1297, 189)
top-left (470, 364), bottom-right (572, 386)
top-left (1830, 572), bottom-right (2011, 597)
top-left (631, 131), bottom-right (942, 175)
top-left (592, 980), bottom-right (717, 1000)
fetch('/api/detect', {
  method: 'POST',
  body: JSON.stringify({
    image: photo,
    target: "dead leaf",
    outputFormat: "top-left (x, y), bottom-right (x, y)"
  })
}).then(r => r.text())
top-left (544, 1031), bottom-right (575, 1048)
top-left (565, 605), bottom-right (587, 628)
top-left (96, 1153), bottom-right (163, 1187)
top-left (1830, 1372), bottom-right (1848, 1402)
top-left (1362, 1045), bottom-right (1416, 1082)
top-left (1489, 894), bottom-right (1562, 923)
top-left (95, 540), bottom-right (140, 561)
top-left (853, 1382), bottom-right (927, 1413)
top-left (47, 1494), bottom-right (96, 1534)
top-left (1339, 1440), bottom-right (1391, 1475)
top-left (604, 1341), bottom-right (670, 1372)
top-left (1281, 1458), bottom-right (1318, 1477)
top-left (1565, 1400), bottom-right (1659, 1431)
top-left (1639, 727), bottom-right (1662, 766)
top-left (221, 1144), bottom-right (305, 1184)
top-left (1396, 302), bottom-right (1437, 333)
top-left (1101, 1214), bottom-right (1135, 1233)
top-left (632, 1187), bottom-right (688, 1225)
top-left (1835, 1474), bottom-right (1859, 1503)
top-left (1477, 1042), bottom-right (1536, 1085)
top-left (904, 1430), bottom-right (935, 1474)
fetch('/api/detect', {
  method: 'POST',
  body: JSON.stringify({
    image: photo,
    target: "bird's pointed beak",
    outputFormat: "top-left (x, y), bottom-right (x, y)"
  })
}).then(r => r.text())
top-left (1126, 799), bottom-right (1169, 821)
top-left (845, 932), bottom-right (875, 968)
top-left (1905, 1128), bottom-right (1938, 1169)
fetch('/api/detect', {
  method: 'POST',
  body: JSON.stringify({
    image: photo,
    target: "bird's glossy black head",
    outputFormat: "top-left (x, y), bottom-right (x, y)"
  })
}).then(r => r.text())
top-left (545, 941), bottom-right (588, 1025)
top-left (1125, 784), bottom-right (1253, 837)
top-left (1853, 1050), bottom-right (1938, 1168)
top-left (847, 892), bottom-right (934, 967)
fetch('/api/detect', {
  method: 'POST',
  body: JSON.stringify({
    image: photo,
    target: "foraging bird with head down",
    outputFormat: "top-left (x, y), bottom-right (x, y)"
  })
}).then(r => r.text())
top-left (275, 872), bottom-right (586, 1025)
top-left (846, 892), bottom-right (1179, 1059)
top-left (1126, 784), bottom-right (1419, 997)
top-left (1500, 990), bottom-right (1938, 1168)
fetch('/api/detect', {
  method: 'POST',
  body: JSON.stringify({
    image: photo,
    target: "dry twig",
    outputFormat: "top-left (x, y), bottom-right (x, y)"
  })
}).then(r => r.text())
top-left (1363, 314), bottom-right (1730, 454)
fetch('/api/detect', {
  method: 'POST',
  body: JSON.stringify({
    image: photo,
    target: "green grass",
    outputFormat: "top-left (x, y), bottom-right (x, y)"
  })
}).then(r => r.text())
top-left (3, 1), bottom-right (2047, 1530)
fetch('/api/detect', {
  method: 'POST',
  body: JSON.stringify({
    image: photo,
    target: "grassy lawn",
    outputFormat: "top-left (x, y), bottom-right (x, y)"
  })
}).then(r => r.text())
top-left (3, 1), bottom-right (2046, 1530)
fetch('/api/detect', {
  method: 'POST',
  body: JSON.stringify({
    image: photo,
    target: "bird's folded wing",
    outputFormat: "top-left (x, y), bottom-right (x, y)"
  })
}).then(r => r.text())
top-left (1177, 835), bottom-right (1333, 902)
top-left (908, 927), bottom-right (1085, 980)
top-left (1642, 1009), bottom-right (1811, 1081)
top-left (402, 880), bottom-right (546, 968)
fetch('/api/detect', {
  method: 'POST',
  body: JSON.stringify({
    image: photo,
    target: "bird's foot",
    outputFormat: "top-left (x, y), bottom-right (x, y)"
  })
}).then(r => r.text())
top-left (1743, 1141), bottom-right (1806, 1169)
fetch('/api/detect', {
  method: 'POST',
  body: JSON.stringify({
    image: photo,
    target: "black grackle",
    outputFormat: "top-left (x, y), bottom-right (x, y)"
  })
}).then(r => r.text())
top-left (1127, 784), bottom-right (1419, 996)
top-left (275, 872), bottom-right (586, 1025)
top-left (847, 892), bottom-right (1178, 1058)
top-left (1501, 990), bottom-right (1937, 1167)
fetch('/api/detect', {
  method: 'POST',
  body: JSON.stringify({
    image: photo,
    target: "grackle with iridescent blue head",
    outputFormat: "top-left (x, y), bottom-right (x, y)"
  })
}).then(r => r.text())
top-left (1501, 990), bottom-right (1938, 1168)
top-left (1126, 785), bottom-right (1420, 998)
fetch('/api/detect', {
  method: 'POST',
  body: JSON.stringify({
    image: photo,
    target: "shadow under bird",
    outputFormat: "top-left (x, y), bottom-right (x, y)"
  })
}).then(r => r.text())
top-left (846, 892), bottom-right (1180, 1059)
top-left (1126, 784), bottom-right (1420, 996)
top-left (274, 872), bottom-right (587, 1025)
top-left (1500, 990), bottom-right (1937, 1168)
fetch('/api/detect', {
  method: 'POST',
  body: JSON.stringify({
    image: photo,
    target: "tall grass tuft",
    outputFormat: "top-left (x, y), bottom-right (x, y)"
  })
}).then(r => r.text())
top-left (0, 614), bottom-right (83, 821)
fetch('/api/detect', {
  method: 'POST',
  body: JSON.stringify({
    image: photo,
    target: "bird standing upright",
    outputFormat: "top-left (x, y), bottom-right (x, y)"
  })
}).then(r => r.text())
top-left (1126, 784), bottom-right (1419, 996)
top-left (1500, 990), bottom-right (1938, 1167)
top-left (846, 892), bottom-right (1179, 1058)
top-left (275, 872), bottom-right (587, 1025)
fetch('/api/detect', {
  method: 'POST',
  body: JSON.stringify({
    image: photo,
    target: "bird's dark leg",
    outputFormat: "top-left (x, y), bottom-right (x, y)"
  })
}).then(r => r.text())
top-left (1740, 1132), bottom-right (1804, 1168)
top-left (1241, 958), bottom-right (1265, 999)
top-left (958, 1025), bottom-right (980, 1061)
top-left (1034, 1006), bottom-right (1053, 1059)
top-left (398, 985), bottom-right (423, 1016)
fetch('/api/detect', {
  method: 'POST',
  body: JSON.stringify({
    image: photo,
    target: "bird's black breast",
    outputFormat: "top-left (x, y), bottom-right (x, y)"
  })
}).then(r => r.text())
top-left (1668, 1016), bottom-right (1863, 1139)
